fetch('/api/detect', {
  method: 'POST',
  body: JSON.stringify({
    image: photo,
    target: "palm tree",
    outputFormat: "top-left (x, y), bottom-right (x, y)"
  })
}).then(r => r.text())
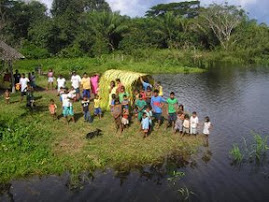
top-left (82, 11), bottom-right (128, 51)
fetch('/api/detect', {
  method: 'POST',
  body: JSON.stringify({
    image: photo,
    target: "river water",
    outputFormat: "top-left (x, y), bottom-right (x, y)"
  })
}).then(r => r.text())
top-left (1, 65), bottom-right (269, 202)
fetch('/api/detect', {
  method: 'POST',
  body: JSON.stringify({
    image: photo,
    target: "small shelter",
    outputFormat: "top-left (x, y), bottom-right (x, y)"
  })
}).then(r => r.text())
top-left (99, 69), bottom-right (154, 110)
top-left (0, 40), bottom-right (25, 92)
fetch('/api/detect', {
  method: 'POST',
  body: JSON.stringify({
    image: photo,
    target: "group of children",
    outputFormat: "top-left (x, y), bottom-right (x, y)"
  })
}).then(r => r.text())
top-left (4, 69), bottom-right (212, 138)
top-left (107, 77), bottom-right (212, 138)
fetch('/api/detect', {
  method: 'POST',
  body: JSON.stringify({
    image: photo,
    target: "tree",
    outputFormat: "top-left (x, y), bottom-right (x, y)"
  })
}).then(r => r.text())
top-left (198, 3), bottom-right (245, 50)
top-left (146, 1), bottom-right (200, 18)
top-left (80, 11), bottom-right (128, 55)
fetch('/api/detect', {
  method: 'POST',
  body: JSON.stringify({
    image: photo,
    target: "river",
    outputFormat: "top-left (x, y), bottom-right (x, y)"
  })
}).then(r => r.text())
top-left (1, 65), bottom-right (269, 202)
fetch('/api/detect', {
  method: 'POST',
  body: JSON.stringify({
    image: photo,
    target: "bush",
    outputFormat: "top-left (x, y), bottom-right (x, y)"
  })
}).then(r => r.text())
top-left (20, 42), bottom-right (50, 59)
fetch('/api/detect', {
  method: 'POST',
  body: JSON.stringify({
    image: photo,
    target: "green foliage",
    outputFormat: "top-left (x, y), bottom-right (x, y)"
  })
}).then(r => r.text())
top-left (146, 1), bottom-right (200, 18)
top-left (0, 0), bottom-right (268, 65)
top-left (230, 144), bottom-right (244, 163)
top-left (20, 41), bottom-right (50, 59)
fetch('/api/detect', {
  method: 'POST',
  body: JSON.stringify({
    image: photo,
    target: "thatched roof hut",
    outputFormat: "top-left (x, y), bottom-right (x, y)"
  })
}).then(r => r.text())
top-left (99, 69), bottom-right (153, 110)
top-left (0, 40), bottom-right (25, 92)
top-left (0, 40), bottom-right (25, 61)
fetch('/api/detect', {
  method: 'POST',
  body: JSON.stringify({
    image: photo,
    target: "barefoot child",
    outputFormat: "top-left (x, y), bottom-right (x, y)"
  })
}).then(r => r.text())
top-left (174, 110), bottom-right (184, 134)
top-left (94, 95), bottom-right (102, 120)
top-left (121, 94), bottom-right (129, 109)
top-left (61, 88), bottom-right (75, 123)
top-left (112, 99), bottom-right (122, 133)
top-left (49, 99), bottom-right (57, 120)
top-left (141, 112), bottom-right (150, 138)
top-left (121, 108), bottom-right (129, 128)
top-left (135, 94), bottom-right (147, 122)
top-left (144, 106), bottom-right (153, 128)
top-left (203, 116), bottom-right (212, 135)
top-left (81, 96), bottom-right (92, 123)
top-left (190, 112), bottom-right (199, 135)
top-left (4, 89), bottom-right (10, 104)
top-left (183, 114), bottom-right (190, 135)
top-left (110, 94), bottom-right (116, 113)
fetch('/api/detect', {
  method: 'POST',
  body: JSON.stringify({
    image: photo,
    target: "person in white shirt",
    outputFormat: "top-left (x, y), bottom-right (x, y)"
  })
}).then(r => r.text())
top-left (71, 71), bottom-right (81, 101)
top-left (19, 73), bottom-right (30, 102)
top-left (57, 75), bottom-right (66, 94)
top-left (61, 88), bottom-right (75, 123)
top-left (203, 116), bottom-right (212, 135)
top-left (190, 111), bottom-right (199, 135)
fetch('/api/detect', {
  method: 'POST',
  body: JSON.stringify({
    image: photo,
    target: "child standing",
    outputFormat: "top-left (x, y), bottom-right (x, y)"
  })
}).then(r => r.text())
top-left (49, 99), bottom-right (57, 120)
top-left (94, 95), bottom-right (102, 120)
top-left (121, 108), bottom-right (129, 128)
top-left (203, 116), bottom-right (212, 135)
top-left (26, 82), bottom-right (34, 108)
top-left (4, 89), bottom-right (10, 104)
top-left (141, 112), bottom-right (150, 138)
top-left (110, 94), bottom-right (116, 113)
top-left (112, 99), bottom-right (122, 133)
top-left (174, 110), bottom-right (185, 134)
top-left (190, 112), bottom-right (199, 135)
top-left (121, 94), bottom-right (129, 109)
top-left (61, 88), bottom-right (75, 123)
top-left (144, 106), bottom-right (153, 127)
top-left (145, 86), bottom-right (152, 106)
top-left (166, 92), bottom-right (178, 130)
top-left (183, 114), bottom-right (190, 135)
top-left (81, 96), bottom-right (92, 123)
top-left (135, 94), bottom-right (147, 122)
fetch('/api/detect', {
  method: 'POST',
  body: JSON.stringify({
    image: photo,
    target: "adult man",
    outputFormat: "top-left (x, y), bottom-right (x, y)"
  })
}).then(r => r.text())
top-left (71, 71), bottom-right (81, 101)
top-left (57, 74), bottom-right (66, 95)
top-left (19, 73), bottom-right (30, 102)
top-left (151, 89), bottom-right (166, 129)
top-left (140, 77), bottom-right (152, 91)
top-left (81, 72), bottom-right (91, 99)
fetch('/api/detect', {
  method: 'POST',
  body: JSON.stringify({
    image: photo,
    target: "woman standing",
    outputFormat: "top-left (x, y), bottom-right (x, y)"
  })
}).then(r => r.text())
top-left (91, 73), bottom-right (100, 97)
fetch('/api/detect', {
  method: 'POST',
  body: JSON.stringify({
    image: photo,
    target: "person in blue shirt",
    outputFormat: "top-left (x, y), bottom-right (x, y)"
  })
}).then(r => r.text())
top-left (151, 89), bottom-right (166, 129)
top-left (140, 77), bottom-right (152, 91)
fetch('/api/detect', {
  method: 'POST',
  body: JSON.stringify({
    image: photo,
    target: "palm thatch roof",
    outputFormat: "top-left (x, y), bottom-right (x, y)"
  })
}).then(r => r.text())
top-left (99, 69), bottom-right (153, 110)
top-left (0, 40), bottom-right (25, 61)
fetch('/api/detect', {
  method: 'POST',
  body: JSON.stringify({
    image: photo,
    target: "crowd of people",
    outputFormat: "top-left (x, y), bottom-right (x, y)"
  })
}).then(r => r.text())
top-left (3, 69), bottom-right (212, 138)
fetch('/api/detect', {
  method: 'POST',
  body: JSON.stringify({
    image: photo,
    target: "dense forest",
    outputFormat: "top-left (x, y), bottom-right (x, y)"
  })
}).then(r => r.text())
top-left (0, 0), bottom-right (268, 64)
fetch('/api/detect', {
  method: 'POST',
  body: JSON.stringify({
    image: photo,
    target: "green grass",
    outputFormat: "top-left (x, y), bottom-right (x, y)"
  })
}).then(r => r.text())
top-left (229, 144), bottom-right (244, 164)
top-left (0, 77), bottom-right (203, 183)
top-left (13, 51), bottom-right (206, 75)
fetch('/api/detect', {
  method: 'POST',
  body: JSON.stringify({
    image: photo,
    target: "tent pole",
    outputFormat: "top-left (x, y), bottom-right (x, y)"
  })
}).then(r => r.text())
top-left (9, 60), bottom-right (15, 93)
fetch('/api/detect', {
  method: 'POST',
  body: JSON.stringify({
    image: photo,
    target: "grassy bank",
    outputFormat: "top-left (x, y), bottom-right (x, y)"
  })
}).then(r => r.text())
top-left (13, 51), bottom-right (206, 75)
top-left (13, 49), bottom-right (269, 76)
top-left (0, 78), bottom-right (204, 183)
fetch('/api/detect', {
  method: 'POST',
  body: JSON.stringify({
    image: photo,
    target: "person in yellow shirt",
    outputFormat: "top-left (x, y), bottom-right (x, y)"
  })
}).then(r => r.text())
top-left (94, 95), bottom-right (102, 120)
top-left (81, 72), bottom-right (91, 99)
top-left (155, 81), bottom-right (163, 97)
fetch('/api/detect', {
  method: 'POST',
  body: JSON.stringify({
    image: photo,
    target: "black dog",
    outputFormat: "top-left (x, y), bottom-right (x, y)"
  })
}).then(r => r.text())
top-left (86, 129), bottom-right (102, 139)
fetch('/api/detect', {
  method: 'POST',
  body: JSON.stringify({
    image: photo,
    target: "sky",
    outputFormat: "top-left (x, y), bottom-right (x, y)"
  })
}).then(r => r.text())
top-left (39, 0), bottom-right (269, 24)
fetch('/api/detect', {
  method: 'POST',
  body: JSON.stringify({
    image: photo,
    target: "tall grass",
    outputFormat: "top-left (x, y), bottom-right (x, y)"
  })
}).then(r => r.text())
top-left (229, 133), bottom-right (269, 165)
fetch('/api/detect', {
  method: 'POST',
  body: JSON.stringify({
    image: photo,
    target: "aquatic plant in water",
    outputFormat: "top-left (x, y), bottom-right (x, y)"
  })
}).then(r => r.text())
top-left (178, 187), bottom-right (195, 201)
top-left (229, 144), bottom-right (244, 164)
top-left (229, 133), bottom-right (269, 165)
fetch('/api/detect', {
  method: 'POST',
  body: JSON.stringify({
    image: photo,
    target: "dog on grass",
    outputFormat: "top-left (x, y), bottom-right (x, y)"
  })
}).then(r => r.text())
top-left (86, 129), bottom-right (102, 139)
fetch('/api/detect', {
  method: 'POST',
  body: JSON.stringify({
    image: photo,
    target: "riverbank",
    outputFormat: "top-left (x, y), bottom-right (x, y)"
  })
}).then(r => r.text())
top-left (0, 83), bottom-right (204, 183)
top-left (13, 49), bottom-right (269, 76)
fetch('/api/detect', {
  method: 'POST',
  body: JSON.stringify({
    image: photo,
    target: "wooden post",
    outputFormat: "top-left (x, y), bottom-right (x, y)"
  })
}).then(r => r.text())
top-left (9, 60), bottom-right (15, 93)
